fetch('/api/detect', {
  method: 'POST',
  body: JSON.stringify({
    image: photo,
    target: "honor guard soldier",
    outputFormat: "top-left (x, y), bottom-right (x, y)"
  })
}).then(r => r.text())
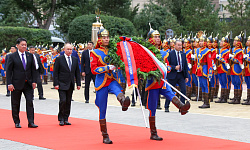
top-left (183, 36), bottom-right (193, 99)
top-left (212, 34), bottom-right (220, 98)
top-left (0, 48), bottom-right (7, 85)
top-left (191, 35), bottom-right (202, 101)
top-left (215, 34), bottom-right (231, 103)
top-left (242, 36), bottom-right (250, 105)
top-left (197, 34), bottom-right (213, 108)
top-left (49, 45), bottom-right (59, 82)
top-left (207, 34), bottom-right (217, 102)
top-left (162, 39), bottom-right (171, 52)
top-left (90, 26), bottom-right (131, 144)
top-left (41, 46), bottom-right (49, 84)
top-left (228, 33), bottom-right (244, 104)
top-left (146, 26), bottom-right (190, 140)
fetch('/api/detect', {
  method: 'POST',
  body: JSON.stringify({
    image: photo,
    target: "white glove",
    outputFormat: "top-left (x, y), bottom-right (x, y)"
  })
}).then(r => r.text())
top-left (188, 63), bottom-right (192, 69)
top-left (229, 54), bottom-right (234, 59)
top-left (191, 54), bottom-right (196, 59)
top-left (244, 54), bottom-right (248, 59)
top-left (216, 54), bottom-right (220, 59)
top-left (240, 64), bottom-right (244, 69)
top-left (225, 63), bottom-right (230, 69)
top-left (108, 65), bottom-right (116, 71)
top-left (165, 63), bottom-right (168, 67)
top-left (213, 65), bottom-right (217, 70)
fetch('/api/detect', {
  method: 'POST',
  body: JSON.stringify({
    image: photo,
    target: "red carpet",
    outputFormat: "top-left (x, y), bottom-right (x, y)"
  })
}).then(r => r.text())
top-left (0, 109), bottom-right (249, 150)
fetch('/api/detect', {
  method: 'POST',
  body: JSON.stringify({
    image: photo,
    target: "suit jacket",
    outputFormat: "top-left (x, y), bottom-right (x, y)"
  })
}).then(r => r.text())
top-left (81, 50), bottom-right (91, 74)
top-left (167, 50), bottom-right (188, 80)
top-left (34, 53), bottom-right (44, 75)
top-left (53, 55), bottom-right (81, 90)
top-left (6, 51), bottom-right (37, 90)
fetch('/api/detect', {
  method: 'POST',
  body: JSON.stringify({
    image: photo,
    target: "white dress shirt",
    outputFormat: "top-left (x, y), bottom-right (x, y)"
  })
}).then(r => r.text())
top-left (64, 53), bottom-right (72, 70)
top-left (18, 50), bottom-right (27, 65)
top-left (175, 50), bottom-right (182, 72)
top-left (33, 54), bottom-right (39, 70)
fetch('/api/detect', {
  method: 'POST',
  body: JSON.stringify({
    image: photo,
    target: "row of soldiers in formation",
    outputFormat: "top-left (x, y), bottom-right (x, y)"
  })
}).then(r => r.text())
top-left (161, 32), bottom-right (250, 107)
top-left (0, 42), bottom-right (90, 88)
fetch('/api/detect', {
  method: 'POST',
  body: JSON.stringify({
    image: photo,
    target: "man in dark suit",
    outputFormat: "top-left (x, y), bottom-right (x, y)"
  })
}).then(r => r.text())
top-left (29, 46), bottom-right (46, 100)
top-left (6, 38), bottom-right (38, 128)
top-left (4, 46), bottom-right (17, 97)
top-left (81, 41), bottom-right (96, 103)
top-left (53, 43), bottom-right (81, 126)
top-left (165, 40), bottom-right (189, 112)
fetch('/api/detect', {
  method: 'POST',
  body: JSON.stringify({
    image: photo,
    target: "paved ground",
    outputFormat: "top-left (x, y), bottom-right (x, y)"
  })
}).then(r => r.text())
top-left (0, 81), bottom-right (250, 149)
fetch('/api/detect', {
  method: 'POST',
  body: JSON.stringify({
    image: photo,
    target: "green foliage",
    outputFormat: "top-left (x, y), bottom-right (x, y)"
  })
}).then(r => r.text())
top-left (224, 0), bottom-right (250, 37)
top-left (133, 0), bottom-right (183, 39)
top-left (0, 26), bottom-right (52, 50)
top-left (55, 0), bottom-right (96, 34)
top-left (107, 36), bottom-right (163, 83)
top-left (96, 0), bottom-right (139, 21)
top-left (181, 0), bottom-right (219, 33)
top-left (68, 14), bottom-right (137, 43)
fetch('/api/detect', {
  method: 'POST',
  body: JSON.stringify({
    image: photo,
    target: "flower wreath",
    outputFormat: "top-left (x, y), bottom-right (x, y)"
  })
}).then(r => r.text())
top-left (104, 36), bottom-right (164, 84)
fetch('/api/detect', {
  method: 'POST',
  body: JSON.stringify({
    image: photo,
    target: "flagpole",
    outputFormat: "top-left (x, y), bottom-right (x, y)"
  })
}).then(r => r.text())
top-left (133, 85), bottom-right (148, 128)
top-left (161, 79), bottom-right (191, 101)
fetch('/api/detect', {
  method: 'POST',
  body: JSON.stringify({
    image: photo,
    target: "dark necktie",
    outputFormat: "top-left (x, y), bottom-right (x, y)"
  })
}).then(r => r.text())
top-left (177, 51), bottom-right (182, 72)
top-left (68, 56), bottom-right (71, 71)
top-left (21, 53), bottom-right (26, 70)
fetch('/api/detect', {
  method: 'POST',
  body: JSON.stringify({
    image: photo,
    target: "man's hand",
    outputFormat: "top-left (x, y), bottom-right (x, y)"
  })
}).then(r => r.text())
top-left (55, 85), bottom-right (59, 90)
top-left (32, 83), bottom-right (36, 89)
top-left (185, 78), bottom-right (188, 83)
top-left (4, 71), bottom-right (6, 76)
top-left (108, 65), bottom-right (116, 71)
top-left (175, 65), bottom-right (180, 70)
top-left (8, 85), bottom-right (15, 91)
top-left (77, 86), bottom-right (80, 90)
top-left (82, 72), bottom-right (86, 76)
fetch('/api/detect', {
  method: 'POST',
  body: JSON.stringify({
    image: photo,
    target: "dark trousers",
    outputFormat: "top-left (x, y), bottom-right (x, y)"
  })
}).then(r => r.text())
top-left (11, 82), bottom-right (34, 124)
top-left (33, 74), bottom-right (43, 97)
top-left (58, 85), bottom-right (74, 121)
top-left (6, 84), bottom-right (10, 94)
top-left (165, 72), bottom-right (186, 108)
top-left (84, 73), bottom-right (96, 101)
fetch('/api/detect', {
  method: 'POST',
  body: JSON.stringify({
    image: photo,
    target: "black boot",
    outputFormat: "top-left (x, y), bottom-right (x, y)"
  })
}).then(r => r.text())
top-left (228, 89), bottom-right (238, 104)
top-left (210, 87), bottom-right (215, 102)
top-left (242, 89), bottom-right (250, 105)
top-left (215, 88), bottom-right (227, 103)
top-left (99, 119), bottom-right (112, 144)
top-left (199, 93), bottom-right (210, 108)
top-left (171, 96), bottom-right (190, 115)
top-left (117, 93), bottom-right (130, 111)
top-left (149, 116), bottom-right (163, 141)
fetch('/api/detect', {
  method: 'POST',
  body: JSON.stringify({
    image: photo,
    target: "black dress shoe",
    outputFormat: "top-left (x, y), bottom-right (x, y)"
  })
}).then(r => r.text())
top-left (165, 108), bottom-right (169, 112)
top-left (85, 100), bottom-right (89, 103)
top-left (6, 93), bottom-right (10, 97)
top-left (39, 97), bottom-right (46, 100)
top-left (64, 121), bottom-right (71, 125)
top-left (71, 99), bottom-right (74, 101)
top-left (156, 106), bottom-right (162, 110)
top-left (28, 123), bottom-right (38, 128)
top-left (59, 121), bottom-right (64, 126)
top-left (15, 123), bottom-right (21, 128)
top-left (131, 103), bottom-right (136, 107)
top-left (51, 87), bottom-right (55, 89)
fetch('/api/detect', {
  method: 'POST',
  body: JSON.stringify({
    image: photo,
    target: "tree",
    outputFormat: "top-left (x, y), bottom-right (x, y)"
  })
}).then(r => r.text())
top-left (68, 14), bottom-right (137, 43)
top-left (181, 0), bottom-right (219, 34)
top-left (133, 0), bottom-right (183, 38)
top-left (55, 0), bottom-right (96, 34)
top-left (96, 0), bottom-right (139, 21)
top-left (13, 0), bottom-right (78, 29)
top-left (224, 0), bottom-right (250, 37)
